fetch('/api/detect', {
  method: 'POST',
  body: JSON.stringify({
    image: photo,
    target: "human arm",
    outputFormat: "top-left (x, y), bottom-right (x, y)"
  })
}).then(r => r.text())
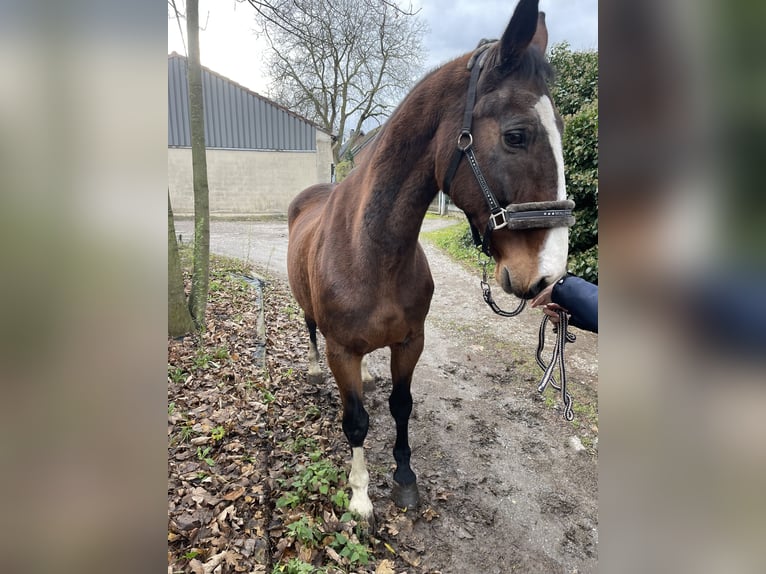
top-left (531, 274), bottom-right (598, 333)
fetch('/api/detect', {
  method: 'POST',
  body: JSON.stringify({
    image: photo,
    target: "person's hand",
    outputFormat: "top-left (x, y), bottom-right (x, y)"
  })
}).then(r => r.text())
top-left (531, 283), bottom-right (567, 324)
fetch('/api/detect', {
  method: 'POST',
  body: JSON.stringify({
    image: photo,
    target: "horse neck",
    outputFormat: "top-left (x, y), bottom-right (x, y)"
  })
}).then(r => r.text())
top-left (351, 65), bottom-right (465, 256)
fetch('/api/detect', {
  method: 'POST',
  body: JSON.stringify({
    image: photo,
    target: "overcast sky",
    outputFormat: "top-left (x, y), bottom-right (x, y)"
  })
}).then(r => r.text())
top-left (168, 0), bottom-right (597, 95)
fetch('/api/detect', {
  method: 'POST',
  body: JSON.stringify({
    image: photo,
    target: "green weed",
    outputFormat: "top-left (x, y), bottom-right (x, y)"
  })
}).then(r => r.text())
top-left (210, 425), bottom-right (225, 441)
top-left (331, 489), bottom-right (349, 510)
top-left (184, 550), bottom-right (201, 561)
top-left (330, 532), bottom-right (370, 566)
top-left (193, 350), bottom-right (212, 370)
top-left (285, 516), bottom-right (321, 546)
top-left (180, 424), bottom-right (194, 443)
top-left (271, 558), bottom-right (327, 574)
top-left (168, 366), bottom-right (186, 383)
top-left (212, 345), bottom-right (230, 361)
top-left (276, 458), bottom-right (345, 508)
top-left (196, 446), bottom-right (215, 467)
top-left (287, 436), bottom-right (319, 454)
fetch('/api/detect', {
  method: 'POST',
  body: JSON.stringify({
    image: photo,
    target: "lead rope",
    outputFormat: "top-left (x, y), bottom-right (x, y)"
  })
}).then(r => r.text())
top-left (535, 310), bottom-right (577, 420)
top-left (479, 254), bottom-right (526, 317)
top-left (478, 252), bottom-right (577, 420)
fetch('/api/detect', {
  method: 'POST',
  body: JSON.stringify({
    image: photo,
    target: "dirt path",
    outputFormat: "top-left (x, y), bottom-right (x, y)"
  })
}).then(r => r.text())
top-left (175, 218), bottom-right (598, 573)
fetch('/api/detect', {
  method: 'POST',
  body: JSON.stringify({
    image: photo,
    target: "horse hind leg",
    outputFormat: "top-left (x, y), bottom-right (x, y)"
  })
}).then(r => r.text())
top-left (388, 333), bottom-right (425, 510)
top-left (325, 341), bottom-right (373, 523)
top-left (361, 355), bottom-right (375, 387)
top-left (305, 316), bottom-right (322, 382)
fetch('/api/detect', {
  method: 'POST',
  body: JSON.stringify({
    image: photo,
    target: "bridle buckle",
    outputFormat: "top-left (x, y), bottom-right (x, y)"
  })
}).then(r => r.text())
top-left (488, 208), bottom-right (509, 231)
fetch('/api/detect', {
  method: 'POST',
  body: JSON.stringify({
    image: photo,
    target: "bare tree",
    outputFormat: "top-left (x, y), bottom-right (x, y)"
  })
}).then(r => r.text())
top-left (186, 0), bottom-right (211, 329)
top-left (168, 0), bottom-right (211, 331)
top-left (245, 0), bottom-right (427, 162)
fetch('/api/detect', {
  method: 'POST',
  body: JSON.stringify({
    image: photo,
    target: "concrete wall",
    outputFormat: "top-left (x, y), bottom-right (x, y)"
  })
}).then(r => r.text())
top-left (168, 131), bottom-right (334, 216)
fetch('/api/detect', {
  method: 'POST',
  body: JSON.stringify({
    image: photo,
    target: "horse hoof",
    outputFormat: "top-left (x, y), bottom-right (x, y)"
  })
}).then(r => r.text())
top-left (392, 481), bottom-right (419, 510)
top-left (307, 372), bottom-right (324, 385)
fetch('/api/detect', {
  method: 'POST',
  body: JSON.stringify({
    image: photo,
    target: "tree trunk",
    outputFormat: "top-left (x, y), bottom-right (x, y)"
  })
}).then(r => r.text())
top-left (168, 191), bottom-right (195, 337)
top-left (186, 0), bottom-right (210, 330)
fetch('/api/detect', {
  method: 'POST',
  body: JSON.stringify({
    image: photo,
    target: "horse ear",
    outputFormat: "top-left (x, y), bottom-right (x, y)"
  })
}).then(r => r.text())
top-left (531, 12), bottom-right (549, 55)
top-left (499, 0), bottom-right (540, 68)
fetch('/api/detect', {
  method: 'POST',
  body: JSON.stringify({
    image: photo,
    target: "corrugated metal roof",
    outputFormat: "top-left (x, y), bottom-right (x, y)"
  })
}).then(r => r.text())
top-left (168, 53), bottom-right (328, 151)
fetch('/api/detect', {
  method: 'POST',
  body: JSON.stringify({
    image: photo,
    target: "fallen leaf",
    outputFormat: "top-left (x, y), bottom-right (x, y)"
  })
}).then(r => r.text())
top-left (325, 546), bottom-right (344, 565)
top-left (375, 559), bottom-right (395, 574)
top-left (200, 551), bottom-right (228, 574)
top-left (400, 550), bottom-right (421, 567)
top-left (223, 486), bottom-right (246, 501)
top-left (422, 506), bottom-right (439, 522)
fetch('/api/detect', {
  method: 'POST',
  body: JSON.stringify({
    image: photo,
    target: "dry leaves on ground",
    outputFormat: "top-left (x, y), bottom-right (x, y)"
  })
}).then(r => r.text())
top-left (168, 253), bottom-right (438, 574)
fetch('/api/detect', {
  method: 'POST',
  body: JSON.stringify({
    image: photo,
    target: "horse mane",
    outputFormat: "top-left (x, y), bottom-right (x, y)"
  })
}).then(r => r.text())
top-left (354, 43), bottom-right (554, 170)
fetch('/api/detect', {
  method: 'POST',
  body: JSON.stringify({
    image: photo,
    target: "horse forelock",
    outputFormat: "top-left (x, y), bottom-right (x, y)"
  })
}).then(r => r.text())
top-left (480, 42), bottom-right (554, 94)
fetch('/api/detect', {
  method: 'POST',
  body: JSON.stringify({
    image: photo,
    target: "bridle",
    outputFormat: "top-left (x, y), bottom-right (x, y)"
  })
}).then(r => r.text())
top-left (443, 41), bottom-right (580, 420)
top-left (442, 41), bottom-right (575, 258)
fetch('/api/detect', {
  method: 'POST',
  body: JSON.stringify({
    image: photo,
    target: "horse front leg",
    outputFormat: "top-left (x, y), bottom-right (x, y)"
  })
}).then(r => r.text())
top-left (389, 332), bottom-right (424, 510)
top-left (325, 341), bottom-right (373, 522)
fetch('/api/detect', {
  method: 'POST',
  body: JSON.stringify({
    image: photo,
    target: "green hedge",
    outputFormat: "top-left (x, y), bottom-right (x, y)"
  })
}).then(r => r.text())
top-left (549, 44), bottom-right (599, 284)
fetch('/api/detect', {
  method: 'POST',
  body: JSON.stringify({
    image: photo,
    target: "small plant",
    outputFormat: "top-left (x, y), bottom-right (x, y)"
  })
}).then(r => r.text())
top-left (168, 402), bottom-right (176, 415)
top-left (210, 425), bottom-right (226, 441)
top-left (184, 549), bottom-right (201, 561)
top-left (180, 424), bottom-right (194, 443)
top-left (272, 558), bottom-right (324, 574)
top-left (196, 446), bottom-right (215, 467)
top-left (276, 459), bottom-right (345, 508)
top-left (284, 304), bottom-right (298, 321)
top-left (304, 405), bottom-right (321, 420)
top-left (261, 389), bottom-right (276, 404)
top-left (330, 532), bottom-right (370, 567)
top-left (275, 490), bottom-right (301, 509)
top-left (193, 350), bottom-right (212, 370)
top-left (213, 345), bottom-right (230, 361)
top-left (287, 436), bottom-right (319, 454)
top-left (168, 366), bottom-right (186, 383)
top-left (285, 516), bottom-right (321, 546)
top-left (331, 489), bottom-right (349, 510)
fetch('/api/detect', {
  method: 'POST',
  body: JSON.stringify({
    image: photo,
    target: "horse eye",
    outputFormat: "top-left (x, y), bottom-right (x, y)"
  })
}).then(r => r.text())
top-left (503, 130), bottom-right (526, 148)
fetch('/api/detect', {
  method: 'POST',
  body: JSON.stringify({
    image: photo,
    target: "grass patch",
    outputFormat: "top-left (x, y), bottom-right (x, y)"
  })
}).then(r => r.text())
top-left (420, 220), bottom-right (495, 276)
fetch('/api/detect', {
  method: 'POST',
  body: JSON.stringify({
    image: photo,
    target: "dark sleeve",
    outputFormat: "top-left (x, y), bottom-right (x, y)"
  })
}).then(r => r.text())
top-left (551, 275), bottom-right (598, 333)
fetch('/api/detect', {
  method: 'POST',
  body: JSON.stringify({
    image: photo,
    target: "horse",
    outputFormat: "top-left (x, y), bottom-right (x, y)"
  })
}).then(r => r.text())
top-left (286, 0), bottom-right (575, 524)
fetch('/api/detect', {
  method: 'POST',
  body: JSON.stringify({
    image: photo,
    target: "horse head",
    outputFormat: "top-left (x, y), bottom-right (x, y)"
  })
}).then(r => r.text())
top-left (441, 0), bottom-right (572, 300)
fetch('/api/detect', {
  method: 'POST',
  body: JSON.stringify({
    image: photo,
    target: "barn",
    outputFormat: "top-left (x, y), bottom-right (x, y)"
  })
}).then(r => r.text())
top-left (168, 53), bottom-right (334, 217)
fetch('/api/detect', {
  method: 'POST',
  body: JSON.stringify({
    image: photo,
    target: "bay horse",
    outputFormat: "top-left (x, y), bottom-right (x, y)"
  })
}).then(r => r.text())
top-left (287, 0), bottom-right (574, 523)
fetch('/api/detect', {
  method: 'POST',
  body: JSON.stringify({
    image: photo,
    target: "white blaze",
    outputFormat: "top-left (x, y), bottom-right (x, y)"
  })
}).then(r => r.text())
top-left (347, 447), bottom-right (373, 519)
top-left (534, 95), bottom-right (569, 279)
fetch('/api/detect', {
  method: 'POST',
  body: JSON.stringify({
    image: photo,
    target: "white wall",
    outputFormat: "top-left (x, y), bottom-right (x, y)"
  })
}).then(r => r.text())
top-left (168, 131), bottom-right (334, 216)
